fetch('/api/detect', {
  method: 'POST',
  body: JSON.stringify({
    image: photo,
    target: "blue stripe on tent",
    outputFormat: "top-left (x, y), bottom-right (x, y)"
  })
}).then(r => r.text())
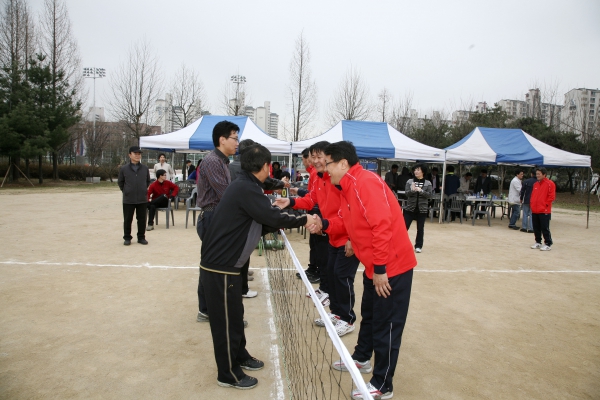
top-left (342, 120), bottom-right (395, 158)
top-left (479, 128), bottom-right (544, 165)
top-left (189, 116), bottom-right (248, 150)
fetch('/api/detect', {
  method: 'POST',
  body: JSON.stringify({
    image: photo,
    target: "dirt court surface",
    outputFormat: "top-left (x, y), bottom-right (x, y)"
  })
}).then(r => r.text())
top-left (0, 186), bottom-right (599, 399)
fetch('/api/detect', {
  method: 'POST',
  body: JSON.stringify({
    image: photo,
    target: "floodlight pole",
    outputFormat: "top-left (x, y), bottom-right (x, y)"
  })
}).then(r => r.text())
top-left (83, 67), bottom-right (106, 144)
top-left (230, 75), bottom-right (246, 115)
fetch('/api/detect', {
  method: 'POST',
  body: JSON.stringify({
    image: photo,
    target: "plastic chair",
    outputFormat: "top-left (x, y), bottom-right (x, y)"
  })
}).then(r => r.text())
top-left (185, 194), bottom-right (202, 229)
top-left (445, 194), bottom-right (465, 223)
top-left (472, 200), bottom-right (492, 226)
top-left (154, 198), bottom-right (175, 229)
top-left (174, 181), bottom-right (195, 210)
top-left (428, 194), bottom-right (445, 222)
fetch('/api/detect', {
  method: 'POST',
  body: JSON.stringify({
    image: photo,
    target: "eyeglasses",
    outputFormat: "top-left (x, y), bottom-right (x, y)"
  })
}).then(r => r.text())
top-left (325, 160), bottom-right (336, 167)
top-left (227, 136), bottom-right (239, 142)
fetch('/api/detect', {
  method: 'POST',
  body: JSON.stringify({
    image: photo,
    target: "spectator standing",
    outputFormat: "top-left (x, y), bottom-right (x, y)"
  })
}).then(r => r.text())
top-left (426, 167), bottom-right (442, 193)
top-left (474, 169), bottom-right (492, 196)
top-left (457, 172), bottom-right (473, 195)
top-left (146, 169), bottom-right (179, 231)
top-left (384, 165), bottom-right (399, 191)
top-left (186, 160), bottom-right (195, 177)
top-left (118, 146), bottom-right (151, 246)
top-left (404, 164), bottom-right (432, 253)
top-left (507, 169), bottom-right (524, 230)
top-left (271, 161), bottom-right (283, 180)
top-left (154, 153), bottom-right (175, 181)
top-left (444, 165), bottom-right (461, 222)
top-left (519, 170), bottom-right (536, 233)
top-left (396, 167), bottom-right (411, 198)
top-left (530, 167), bottom-right (556, 251)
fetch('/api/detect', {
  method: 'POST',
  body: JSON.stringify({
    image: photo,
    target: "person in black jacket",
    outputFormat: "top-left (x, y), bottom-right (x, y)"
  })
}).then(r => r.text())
top-left (200, 144), bottom-right (317, 390)
top-left (474, 169), bottom-right (492, 195)
top-left (118, 146), bottom-right (151, 246)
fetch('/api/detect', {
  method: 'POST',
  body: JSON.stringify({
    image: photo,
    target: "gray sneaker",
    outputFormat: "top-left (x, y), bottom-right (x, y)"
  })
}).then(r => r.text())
top-left (146, 225), bottom-right (154, 231)
top-left (197, 311), bottom-right (209, 322)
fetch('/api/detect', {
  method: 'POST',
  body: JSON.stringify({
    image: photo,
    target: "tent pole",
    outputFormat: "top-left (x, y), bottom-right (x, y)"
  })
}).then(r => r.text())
top-left (439, 157), bottom-right (447, 223)
top-left (587, 167), bottom-right (591, 229)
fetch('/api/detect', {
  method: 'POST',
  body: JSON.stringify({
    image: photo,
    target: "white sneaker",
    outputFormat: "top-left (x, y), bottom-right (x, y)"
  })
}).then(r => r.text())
top-left (146, 225), bottom-right (154, 231)
top-left (415, 247), bottom-right (422, 253)
top-left (307, 289), bottom-right (330, 307)
top-left (333, 358), bottom-right (373, 374)
top-left (540, 245), bottom-right (552, 251)
top-left (350, 382), bottom-right (393, 399)
top-left (334, 320), bottom-right (355, 337)
top-left (314, 313), bottom-right (339, 327)
top-left (242, 290), bottom-right (258, 298)
top-left (531, 243), bottom-right (542, 249)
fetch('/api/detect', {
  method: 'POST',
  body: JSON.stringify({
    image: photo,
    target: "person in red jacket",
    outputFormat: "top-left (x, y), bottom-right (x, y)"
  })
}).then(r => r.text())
top-left (146, 169), bottom-right (179, 231)
top-left (530, 167), bottom-right (556, 251)
top-left (311, 141), bottom-right (416, 400)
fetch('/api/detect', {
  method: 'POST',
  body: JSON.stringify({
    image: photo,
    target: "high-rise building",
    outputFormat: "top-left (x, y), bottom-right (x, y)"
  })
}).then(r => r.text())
top-left (498, 89), bottom-right (562, 129)
top-left (269, 113), bottom-right (279, 138)
top-left (560, 88), bottom-right (599, 139)
top-left (85, 106), bottom-right (105, 122)
top-left (498, 99), bottom-right (527, 119)
top-left (245, 101), bottom-right (278, 138)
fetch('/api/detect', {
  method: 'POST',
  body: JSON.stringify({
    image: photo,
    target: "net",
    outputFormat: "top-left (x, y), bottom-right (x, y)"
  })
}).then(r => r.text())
top-left (263, 230), bottom-right (372, 400)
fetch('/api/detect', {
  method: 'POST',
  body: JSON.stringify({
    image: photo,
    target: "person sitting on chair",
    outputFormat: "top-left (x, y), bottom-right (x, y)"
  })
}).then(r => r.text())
top-left (146, 169), bottom-right (179, 231)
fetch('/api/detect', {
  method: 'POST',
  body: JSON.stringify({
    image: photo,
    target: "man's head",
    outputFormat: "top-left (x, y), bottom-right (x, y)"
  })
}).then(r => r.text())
top-left (213, 120), bottom-right (239, 156)
top-left (515, 169), bottom-right (524, 180)
top-left (186, 160), bottom-right (192, 166)
top-left (158, 153), bottom-right (166, 163)
top-left (412, 163), bottom-right (427, 179)
top-left (301, 148), bottom-right (311, 169)
top-left (238, 139), bottom-right (257, 155)
top-left (431, 167), bottom-right (438, 176)
top-left (391, 164), bottom-right (398, 173)
top-left (156, 169), bottom-right (167, 182)
top-left (535, 167), bottom-right (547, 181)
top-left (465, 172), bottom-right (473, 181)
top-left (480, 168), bottom-right (488, 177)
top-left (447, 165), bottom-right (455, 173)
top-left (241, 144), bottom-right (271, 182)
top-left (272, 161), bottom-right (280, 171)
top-left (309, 141), bottom-right (331, 173)
top-left (323, 141), bottom-right (359, 185)
top-left (529, 169), bottom-right (535, 177)
top-left (128, 146), bottom-right (142, 163)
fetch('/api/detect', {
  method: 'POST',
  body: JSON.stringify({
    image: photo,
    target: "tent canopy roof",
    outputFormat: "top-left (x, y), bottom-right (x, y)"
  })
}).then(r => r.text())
top-left (291, 120), bottom-right (444, 162)
top-left (139, 115), bottom-right (292, 154)
top-left (445, 127), bottom-right (591, 168)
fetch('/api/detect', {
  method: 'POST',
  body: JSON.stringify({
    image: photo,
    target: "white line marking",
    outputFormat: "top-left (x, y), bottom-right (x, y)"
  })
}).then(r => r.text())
top-left (0, 261), bottom-right (597, 274)
top-left (261, 268), bottom-right (285, 400)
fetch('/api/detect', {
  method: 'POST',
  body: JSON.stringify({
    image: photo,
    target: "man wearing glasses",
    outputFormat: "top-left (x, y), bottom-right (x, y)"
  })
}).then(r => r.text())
top-left (196, 120), bottom-right (239, 323)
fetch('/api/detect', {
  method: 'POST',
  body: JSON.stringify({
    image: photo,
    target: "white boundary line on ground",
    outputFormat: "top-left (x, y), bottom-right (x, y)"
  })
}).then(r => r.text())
top-left (260, 268), bottom-right (286, 400)
top-left (1, 261), bottom-right (598, 274)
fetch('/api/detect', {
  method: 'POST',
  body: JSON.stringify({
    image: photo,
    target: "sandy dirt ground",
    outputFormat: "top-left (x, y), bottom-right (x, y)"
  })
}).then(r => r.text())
top-left (0, 186), bottom-right (599, 399)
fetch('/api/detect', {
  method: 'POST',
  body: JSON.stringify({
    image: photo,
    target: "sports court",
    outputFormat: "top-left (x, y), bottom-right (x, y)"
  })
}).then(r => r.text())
top-left (0, 186), bottom-right (599, 399)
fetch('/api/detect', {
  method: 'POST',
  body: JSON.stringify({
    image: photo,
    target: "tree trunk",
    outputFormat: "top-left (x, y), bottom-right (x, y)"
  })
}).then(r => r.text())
top-left (12, 156), bottom-right (20, 182)
top-left (52, 152), bottom-right (58, 180)
top-left (39, 155), bottom-right (44, 184)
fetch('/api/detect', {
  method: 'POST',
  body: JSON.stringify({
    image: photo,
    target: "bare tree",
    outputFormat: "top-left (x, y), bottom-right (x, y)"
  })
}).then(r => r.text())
top-left (285, 32), bottom-right (317, 141)
top-left (39, 0), bottom-right (83, 180)
top-left (389, 91), bottom-right (414, 134)
top-left (107, 38), bottom-right (163, 140)
top-left (327, 67), bottom-right (372, 125)
top-left (376, 88), bottom-right (392, 123)
top-left (169, 64), bottom-right (207, 129)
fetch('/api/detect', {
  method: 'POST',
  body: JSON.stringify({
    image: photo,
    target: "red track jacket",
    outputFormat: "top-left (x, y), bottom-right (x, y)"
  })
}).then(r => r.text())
top-left (530, 177), bottom-right (556, 214)
top-left (147, 179), bottom-right (179, 202)
top-left (331, 164), bottom-right (416, 279)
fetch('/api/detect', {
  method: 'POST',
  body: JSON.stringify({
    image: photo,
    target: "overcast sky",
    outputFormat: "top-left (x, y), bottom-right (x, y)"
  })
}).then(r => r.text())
top-left (27, 0), bottom-right (600, 135)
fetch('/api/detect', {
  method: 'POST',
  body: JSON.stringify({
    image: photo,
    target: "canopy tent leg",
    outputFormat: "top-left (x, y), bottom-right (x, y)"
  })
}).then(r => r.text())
top-left (587, 167), bottom-right (592, 229)
top-left (439, 157), bottom-right (447, 223)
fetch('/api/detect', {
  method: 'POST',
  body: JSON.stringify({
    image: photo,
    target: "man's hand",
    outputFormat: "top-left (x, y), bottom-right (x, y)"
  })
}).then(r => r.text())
top-left (344, 240), bottom-right (354, 257)
top-left (289, 187), bottom-right (299, 195)
top-left (373, 273), bottom-right (391, 298)
top-left (306, 214), bottom-right (323, 233)
top-left (273, 198), bottom-right (291, 209)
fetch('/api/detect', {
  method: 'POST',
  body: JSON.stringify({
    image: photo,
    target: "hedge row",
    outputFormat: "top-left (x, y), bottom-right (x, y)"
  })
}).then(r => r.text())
top-left (0, 163), bottom-right (116, 181)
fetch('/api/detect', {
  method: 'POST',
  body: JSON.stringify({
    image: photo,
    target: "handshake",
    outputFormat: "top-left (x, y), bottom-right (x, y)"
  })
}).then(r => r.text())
top-left (273, 197), bottom-right (323, 234)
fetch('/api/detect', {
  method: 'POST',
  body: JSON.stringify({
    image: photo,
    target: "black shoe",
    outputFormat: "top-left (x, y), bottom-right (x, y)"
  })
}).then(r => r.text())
top-left (520, 228), bottom-right (527, 232)
top-left (138, 239), bottom-right (148, 245)
top-left (296, 269), bottom-right (317, 279)
top-left (124, 239), bottom-right (131, 246)
top-left (508, 225), bottom-right (519, 230)
top-left (307, 274), bottom-right (320, 284)
top-left (217, 375), bottom-right (258, 390)
top-left (239, 357), bottom-right (264, 371)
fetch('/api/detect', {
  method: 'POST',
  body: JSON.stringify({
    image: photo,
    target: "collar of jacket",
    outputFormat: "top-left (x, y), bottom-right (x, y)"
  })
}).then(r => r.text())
top-left (213, 148), bottom-right (230, 164)
top-left (239, 170), bottom-right (266, 189)
top-left (317, 171), bottom-right (324, 178)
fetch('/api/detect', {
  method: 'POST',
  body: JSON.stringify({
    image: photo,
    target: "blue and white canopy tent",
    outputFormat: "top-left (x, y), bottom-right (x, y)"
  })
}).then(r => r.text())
top-left (290, 120), bottom-right (445, 162)
top-left (139, 115), bottom-right (293, 154)
top-left (442, 127), bottom-right (592, 226)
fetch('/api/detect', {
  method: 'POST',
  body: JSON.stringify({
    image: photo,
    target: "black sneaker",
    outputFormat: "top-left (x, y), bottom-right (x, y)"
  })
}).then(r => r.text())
top-left (520, 228), bottom-right (527, 232)
top-left (124, 239), bottom-right (131, 246)
top-left (239, 357), bottom-right (264, 371)
top-left (217, 375), bottom-right (258, 390)
top-left (296, 269), bottom-right (317, 279)
top-left (307, 274), bottom-right (320, 284)
top-left (138, 239), bottom-right (148, 245)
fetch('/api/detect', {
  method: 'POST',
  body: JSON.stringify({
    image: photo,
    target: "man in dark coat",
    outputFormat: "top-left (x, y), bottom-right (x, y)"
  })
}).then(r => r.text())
top-left (118, 146), bottom-right (151, 245)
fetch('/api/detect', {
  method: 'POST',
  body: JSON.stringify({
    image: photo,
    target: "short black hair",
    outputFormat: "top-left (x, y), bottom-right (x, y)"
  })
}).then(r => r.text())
top-left (480, 169), bottom-right (488, 174)
top-left (465, 172), bottom-right (473, 177)
top-left (212, 120), bottom-right (240, 147)
top-left (238, 139), bottom-right (257, 154)
top-left (156, 169), bottom-right (166, 178)
top-left (514, 168), bottom-right (524, 176)
top-left (391, 164), bottom-right (398, 170)
top-left (432, 167), bottom-right (439, 172)
top-left (302, 148), bottom-right (310, 158)
top-left (324, 141), bottom-right (359, 166)
top-left (412, 163), bottom-right (427, 175)
top-left (281, 171), bottom-right (291, 179)
top-left (536, 167), bottom-right (547, 176)
top-left (272, 161), bottom-right (280, 168)
top-left (447, 165), bottom-right (455, 173)
top-left (310, 141), bottom-right (331, 155)
top-left (185, 159), bottom-right (191, 164)
top-left (158, 153), bottom-right (166, 159)
top-left (241, 144), bottom-right (271, 173)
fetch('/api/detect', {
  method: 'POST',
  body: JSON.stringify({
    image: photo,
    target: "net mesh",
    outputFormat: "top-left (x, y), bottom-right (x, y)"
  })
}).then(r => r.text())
top-left (264, 230), bottom-right (371, 400)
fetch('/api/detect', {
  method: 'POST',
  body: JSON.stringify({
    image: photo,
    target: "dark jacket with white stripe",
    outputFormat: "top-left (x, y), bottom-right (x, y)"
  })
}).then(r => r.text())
top-left (200, 170), bottom-right (307, 274)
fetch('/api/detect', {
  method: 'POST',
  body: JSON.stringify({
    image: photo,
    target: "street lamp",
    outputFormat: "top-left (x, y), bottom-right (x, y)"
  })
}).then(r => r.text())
top-left (83, 67), bottom-right (106, 143)
top-left (230, 75), bottom-right (246, 115)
